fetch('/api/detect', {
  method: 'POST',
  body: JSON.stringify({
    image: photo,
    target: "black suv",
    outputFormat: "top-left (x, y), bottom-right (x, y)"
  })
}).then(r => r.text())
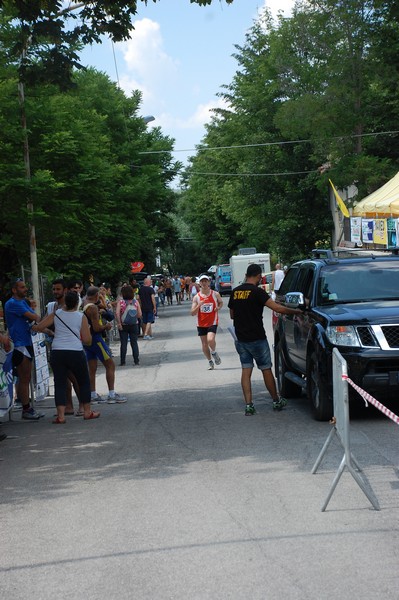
top-left (273, 249), bottom-right (399, 420)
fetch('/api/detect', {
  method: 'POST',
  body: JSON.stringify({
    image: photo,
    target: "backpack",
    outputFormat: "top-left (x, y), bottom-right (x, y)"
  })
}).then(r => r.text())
top-left (121, 300), bottom-right (138, 325)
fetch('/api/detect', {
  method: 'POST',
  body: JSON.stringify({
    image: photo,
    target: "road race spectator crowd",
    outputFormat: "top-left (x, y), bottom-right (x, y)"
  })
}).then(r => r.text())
top-left (0, 274), bottom-right (205, 436)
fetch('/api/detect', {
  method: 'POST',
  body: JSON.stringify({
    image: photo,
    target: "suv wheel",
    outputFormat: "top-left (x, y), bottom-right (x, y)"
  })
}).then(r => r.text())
top-left (275, 341), bottom-right (302, 398)
top-left (307, 351), bottom-right (332, 421)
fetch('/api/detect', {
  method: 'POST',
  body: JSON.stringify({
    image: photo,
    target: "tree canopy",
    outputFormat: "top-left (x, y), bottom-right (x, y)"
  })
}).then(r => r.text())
top-left (181, 1), bottom-right (399, 265)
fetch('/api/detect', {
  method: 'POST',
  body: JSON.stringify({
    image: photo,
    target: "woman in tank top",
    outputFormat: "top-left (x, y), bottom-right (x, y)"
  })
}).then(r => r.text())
top-left (33, 291), bottom-right (100, 423)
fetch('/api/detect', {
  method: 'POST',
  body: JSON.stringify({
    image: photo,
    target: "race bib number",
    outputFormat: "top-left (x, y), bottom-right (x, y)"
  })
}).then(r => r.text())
top-left (200, 303), bottom-right (213, 314)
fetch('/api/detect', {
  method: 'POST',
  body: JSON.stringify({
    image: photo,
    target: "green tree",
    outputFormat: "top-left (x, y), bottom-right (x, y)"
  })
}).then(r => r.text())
top-left (0, 65), bottom-right (179, 283)
top-left (182, 10), bottom-right (331, 264)
top-left (182, 1), bottom-right (399, 263)
top-left (0, 0), bottom-right (234, 87)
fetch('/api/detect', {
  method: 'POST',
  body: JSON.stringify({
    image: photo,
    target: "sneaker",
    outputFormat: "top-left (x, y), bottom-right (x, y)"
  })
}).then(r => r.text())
top-left (93, 394), bottom-right (107, 404)
top-left (212, 351), bottom-right (221, 365)
top-left (107, 394), bottom-right (127, 404)
top-left (273, 397), bottom-right (287, 411)
top-left (245, 404), bottom-right (256, 416)
top-left (21, 407), bottom-right (41, 420)
top-left (208, 360), bottom-right (215, 370)
top-left (143, 335), bottom-right (150, 340)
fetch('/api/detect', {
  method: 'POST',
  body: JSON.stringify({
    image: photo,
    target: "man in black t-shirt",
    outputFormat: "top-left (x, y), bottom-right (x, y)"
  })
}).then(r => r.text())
top-left (228, 263), bottom-right (301, 416)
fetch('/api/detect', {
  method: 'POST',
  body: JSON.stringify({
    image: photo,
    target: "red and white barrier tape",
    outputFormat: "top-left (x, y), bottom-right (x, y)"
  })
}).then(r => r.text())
top-left (342, 374), bottom-right (399, 425)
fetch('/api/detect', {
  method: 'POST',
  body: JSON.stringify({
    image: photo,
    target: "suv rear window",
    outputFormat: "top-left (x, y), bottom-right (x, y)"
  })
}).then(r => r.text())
top-left (317, 261), bottom-right (399, 304)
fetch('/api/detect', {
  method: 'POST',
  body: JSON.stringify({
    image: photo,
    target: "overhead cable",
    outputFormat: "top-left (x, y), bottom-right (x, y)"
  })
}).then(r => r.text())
top-left (139, 129), bottom-right (399, 155)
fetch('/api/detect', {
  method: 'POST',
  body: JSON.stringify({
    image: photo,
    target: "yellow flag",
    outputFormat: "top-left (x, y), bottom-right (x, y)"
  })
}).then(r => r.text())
top-left (329, 179), bottom-right (350, 218)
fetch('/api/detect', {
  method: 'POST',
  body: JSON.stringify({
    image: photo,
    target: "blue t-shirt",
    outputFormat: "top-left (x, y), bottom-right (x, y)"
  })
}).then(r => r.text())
top-left (5, 297), bottom-right (35, 347)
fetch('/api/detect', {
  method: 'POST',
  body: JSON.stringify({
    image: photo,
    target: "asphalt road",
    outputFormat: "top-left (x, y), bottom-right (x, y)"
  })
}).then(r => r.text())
top-left (1, 299), bottom-right (399, 599)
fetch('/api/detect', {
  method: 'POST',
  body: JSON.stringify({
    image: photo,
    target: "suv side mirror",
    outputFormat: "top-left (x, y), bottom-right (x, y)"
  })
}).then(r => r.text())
top-left (285, 292), bottom-right (306, 309)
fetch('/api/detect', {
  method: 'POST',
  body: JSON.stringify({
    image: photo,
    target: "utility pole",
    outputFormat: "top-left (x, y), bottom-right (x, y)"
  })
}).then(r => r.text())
top-left (16, 3), bottom-right (85, 314)
top-left (18, 43), bottom-right (41, 314)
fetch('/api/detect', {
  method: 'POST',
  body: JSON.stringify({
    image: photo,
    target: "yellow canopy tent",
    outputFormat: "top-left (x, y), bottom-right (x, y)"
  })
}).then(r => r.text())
top-left (353, 172), bottom-right (399, 217)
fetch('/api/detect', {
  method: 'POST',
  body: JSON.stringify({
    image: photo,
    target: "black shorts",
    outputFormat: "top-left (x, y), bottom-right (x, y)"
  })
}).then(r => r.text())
top-left (197, 325), bottom-right (218, 337)
top-left (12, 346), bottom-right (34, 368)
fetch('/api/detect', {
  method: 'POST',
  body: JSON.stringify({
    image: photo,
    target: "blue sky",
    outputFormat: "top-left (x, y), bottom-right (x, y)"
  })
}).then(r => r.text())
top-left (79, 0), bottom-right (294, 170)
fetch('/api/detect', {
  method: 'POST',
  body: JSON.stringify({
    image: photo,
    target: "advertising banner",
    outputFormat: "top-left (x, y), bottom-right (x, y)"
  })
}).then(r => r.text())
top-left (361, 219), bottom-right (374, 243)
top-left (31, 332), bottom-right (50, 401)
top-left (350, 217), bottom-right (362, 244)
top-left (373, 219), bottom-right (388, 245)
top-left (387, 218), bottom-right (399, 248)
top-left (0, 348), bottom-right (14, 415)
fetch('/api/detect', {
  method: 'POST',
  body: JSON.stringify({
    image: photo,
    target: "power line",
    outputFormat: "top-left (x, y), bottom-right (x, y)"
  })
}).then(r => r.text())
top-left (139, 129), bottom-right (399, 156)
top-left (187, 169), bottom-right (321, 177)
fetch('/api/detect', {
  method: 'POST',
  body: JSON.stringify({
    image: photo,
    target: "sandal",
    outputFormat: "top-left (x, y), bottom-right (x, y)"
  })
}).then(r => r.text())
top-left (52, 417), bottom-right (66, 424)
top-left (75, 410), bottom-right (84, 417)
top-left (84, 411), bottom-right (100, 420)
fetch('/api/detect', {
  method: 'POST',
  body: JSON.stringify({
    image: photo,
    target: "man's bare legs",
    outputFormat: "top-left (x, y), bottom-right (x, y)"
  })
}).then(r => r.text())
top-left (241, 367), bottom-right (254, 405)
top-left (200, 335), bottom-right (212, 361)
top-left (241, 367), bottom-right (281, 414)
top-left (207, 332), bottom-right (216, 353)
top-left (143, 322), bottom-right (153, 337)
top-left (261, 368), bottom-right (279, 401)
top-left (15, 356), bottom-right (32, 408)
top-left (88, 357), bottom-right (116, 398)
top-left (104, 358), bottom-right (115, 391)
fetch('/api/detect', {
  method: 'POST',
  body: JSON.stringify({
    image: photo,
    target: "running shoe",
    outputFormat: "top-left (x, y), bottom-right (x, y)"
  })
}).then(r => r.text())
top-left (245, 404), bottom-right (256, 416)
top-left (21, 407), bottom-right (41, 420)
top-left (107, 394), bottom-right (127, 404)
top-left (212, 351), bottom-right (221, 365)
top-left (272, 397), bottom-right (287, 411)
top-left (93, 395), bottom-right (107, 404)
top-left (208, 360), bottom-right (215, 370)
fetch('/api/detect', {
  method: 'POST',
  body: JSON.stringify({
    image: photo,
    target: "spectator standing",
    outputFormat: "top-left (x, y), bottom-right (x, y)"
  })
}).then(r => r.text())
top-left (46, 278), bottom-right (80, 416)
top-left (138, 277), bottom-right (156, 340)
top-left (190, 277), bottom-right (199, 299)
top-left (4, 279), bottom-right (44, 420)
top-left (158, 281), bottom-right (166, 307)
top-left (271, 263), bottom-right (285, 296)
top-left (116, 285), bottom-right (142, 366)
top-left (173, 276), bottom-right (182, 304)
top-left (33, 291), bottom-right (100, 423)
top-left (83, 286), bottom-right (126, 404)
top-left (153, 280), bottom-right (160, 317)
top-left (228, 263), bottom-right (301, 415)
top-left (184, 275), bottom-right (191, 300)
top-left (66, 279), bottom-right (84, 309)
top-left (164, 278), bottom-right (173, 305)
top-left (191, 274), bottom-right (223, 370)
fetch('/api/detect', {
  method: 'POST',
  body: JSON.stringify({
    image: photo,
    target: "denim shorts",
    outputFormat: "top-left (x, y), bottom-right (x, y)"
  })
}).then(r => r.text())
top-left (235, 339), bottom-right (272, 370)
top-left (141, 310), bottom-right (155, 324)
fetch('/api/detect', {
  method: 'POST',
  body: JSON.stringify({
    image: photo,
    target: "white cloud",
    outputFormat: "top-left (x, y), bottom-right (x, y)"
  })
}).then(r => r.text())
top-left (114, 5), bottom-right (295, 156)
top-left (118, 18), bottom-right (179, 91)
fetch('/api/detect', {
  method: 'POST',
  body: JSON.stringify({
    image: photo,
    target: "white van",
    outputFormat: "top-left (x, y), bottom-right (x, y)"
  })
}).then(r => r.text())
top-left (230, 253), bottom-right (271, 290)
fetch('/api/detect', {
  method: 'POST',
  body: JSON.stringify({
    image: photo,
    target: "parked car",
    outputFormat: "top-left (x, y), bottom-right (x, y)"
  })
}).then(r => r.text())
top-left (273, 249), bottom-right (399, 420)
